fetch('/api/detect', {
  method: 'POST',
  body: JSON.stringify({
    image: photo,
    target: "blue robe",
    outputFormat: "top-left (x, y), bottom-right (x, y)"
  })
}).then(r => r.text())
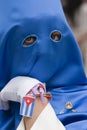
top-left (0, 0), bottom-right (87, 129)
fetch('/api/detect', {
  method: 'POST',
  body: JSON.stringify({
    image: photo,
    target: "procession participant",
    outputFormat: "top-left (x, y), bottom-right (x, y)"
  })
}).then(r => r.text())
top-left (0, 0), bottom-right (87, 130)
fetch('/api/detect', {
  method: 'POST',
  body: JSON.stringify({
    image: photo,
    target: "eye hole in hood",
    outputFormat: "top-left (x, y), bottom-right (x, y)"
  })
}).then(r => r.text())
top-left (23, 35), bottom-right (37, 47)
top-left (51, 31), bottom-right (62, 42)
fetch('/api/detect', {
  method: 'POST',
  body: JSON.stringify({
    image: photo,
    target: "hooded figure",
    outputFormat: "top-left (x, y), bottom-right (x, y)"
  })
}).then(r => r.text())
top-left (0, 0), bottom-right (87, 130)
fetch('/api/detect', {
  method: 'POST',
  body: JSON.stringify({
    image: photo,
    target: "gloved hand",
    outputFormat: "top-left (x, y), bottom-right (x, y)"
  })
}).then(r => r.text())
top-left (0, 76), bottom-right (45, 110)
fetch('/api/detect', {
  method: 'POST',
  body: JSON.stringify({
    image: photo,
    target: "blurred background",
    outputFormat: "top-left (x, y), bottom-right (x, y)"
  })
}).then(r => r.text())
top-left (61, 0), bottom-right (87, 76)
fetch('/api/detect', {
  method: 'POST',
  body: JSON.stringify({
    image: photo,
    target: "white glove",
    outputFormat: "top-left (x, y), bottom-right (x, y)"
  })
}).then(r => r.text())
top-left (0, 76), bottom-right (45, 110)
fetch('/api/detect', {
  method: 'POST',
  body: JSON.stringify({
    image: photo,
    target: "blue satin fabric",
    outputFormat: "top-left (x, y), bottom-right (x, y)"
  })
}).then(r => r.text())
top-left (0, 0), bottom-right (87, 129)
top-left (49, 86), bottom-right (87, 129)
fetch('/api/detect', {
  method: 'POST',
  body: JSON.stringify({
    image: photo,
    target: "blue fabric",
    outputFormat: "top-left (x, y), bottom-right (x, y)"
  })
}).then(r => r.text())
top-left (0, 0), bottom-right (87, 129)
top-left (49, 85), bottom-right (87, 130)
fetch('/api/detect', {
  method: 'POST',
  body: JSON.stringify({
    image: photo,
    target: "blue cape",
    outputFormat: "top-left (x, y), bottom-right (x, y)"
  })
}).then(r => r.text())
top-left (0, 0), bottom-right (87, 129)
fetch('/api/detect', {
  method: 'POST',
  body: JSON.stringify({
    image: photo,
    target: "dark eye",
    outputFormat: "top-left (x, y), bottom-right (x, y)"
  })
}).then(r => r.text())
top-left (51, 31), bottom-right (61, 42)
top-left (23, 36), bottom-right (37, 46)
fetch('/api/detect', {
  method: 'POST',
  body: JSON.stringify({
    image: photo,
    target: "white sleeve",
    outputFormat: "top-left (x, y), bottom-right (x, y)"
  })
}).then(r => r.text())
top-left (17, 103), bottom-right (66, 130)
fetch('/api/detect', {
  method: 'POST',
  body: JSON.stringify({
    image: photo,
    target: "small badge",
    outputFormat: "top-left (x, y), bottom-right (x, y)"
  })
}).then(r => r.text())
top-left (65, 102), bottom-right (73, 110)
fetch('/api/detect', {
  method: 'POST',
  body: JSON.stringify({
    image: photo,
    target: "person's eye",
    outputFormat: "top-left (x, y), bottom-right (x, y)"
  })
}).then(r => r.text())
top-left (51, 31), bottom-right (62, 42)
top-left (23, 36), bottom-right (37, 46)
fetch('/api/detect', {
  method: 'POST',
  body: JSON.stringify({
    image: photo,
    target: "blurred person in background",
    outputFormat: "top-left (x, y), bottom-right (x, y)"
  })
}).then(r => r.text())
top-left (62, 0), bottom-right (87, 76)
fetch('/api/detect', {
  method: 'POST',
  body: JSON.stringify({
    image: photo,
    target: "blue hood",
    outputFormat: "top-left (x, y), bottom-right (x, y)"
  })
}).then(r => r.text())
top-left (0, 0), bottom-right (87, 89)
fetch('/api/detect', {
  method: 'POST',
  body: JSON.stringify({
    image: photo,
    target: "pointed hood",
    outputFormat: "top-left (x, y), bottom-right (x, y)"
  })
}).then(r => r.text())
top-left (0, 0), bottom-right (87, 89)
